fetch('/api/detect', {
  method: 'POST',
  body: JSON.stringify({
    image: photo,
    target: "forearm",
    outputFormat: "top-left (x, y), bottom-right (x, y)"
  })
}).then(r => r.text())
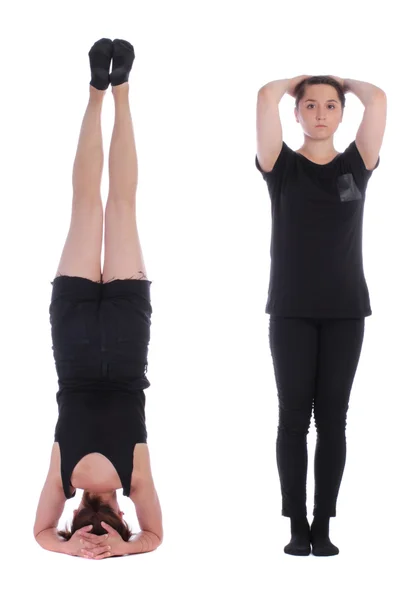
top-left (34, 528), bottom-right (69, 554)
top-left (258, 79), bottom-right (290, 104)
top-left (126, 531), bottom-right (162, 555)
top-left (344, 78), bottom-right (385, 105)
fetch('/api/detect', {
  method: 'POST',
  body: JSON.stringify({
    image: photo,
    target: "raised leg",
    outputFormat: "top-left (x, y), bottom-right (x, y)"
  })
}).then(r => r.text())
top-left (102, 82), bottom-right (147, 284)
top-left (54, 86), bottom-right (105, 282)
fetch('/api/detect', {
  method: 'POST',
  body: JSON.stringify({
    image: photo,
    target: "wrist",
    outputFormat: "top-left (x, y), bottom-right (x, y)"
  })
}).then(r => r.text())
top-left (122, 540), bottom-right (133, 555)
top-left (62, 540), bottom-right (72, 556)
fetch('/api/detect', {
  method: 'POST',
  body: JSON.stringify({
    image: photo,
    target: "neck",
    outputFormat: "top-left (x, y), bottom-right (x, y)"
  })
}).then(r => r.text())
top-left (82, 490), bottom-right (118, 510)
top-left (299, 136), bottom-right (336, 159)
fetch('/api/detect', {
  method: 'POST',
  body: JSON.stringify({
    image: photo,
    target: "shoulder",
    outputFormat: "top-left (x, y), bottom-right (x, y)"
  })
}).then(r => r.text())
top-left (341, 140), bottom-right (380, 173)
top-left (48, 442), bottom-right (63, 481)
top-left (130, 443), bottom-right (152, 494)
top-left (255, 141), bottom-right (294, 177)
top-left (338, 140), bottom-right (380, 192)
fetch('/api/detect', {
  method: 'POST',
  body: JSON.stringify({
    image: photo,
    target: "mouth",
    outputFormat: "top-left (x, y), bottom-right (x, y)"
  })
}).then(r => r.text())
top-left (316, 125), bottom-right (327, 128)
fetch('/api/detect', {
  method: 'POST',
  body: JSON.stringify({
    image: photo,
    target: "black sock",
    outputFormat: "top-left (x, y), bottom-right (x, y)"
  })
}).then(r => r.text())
top-left (110, 39), bottom-right (135, 86)
top-left (88, 38), bottom-right (113, 90)
top-left (284, 517), bottom-right (311, 556)
top-left (310, 516), bottom-right (339, 556)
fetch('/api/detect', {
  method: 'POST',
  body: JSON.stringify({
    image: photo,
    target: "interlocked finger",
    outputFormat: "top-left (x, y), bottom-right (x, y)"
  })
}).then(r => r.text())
top-left (92, 548), bottom-right (112, 560)
top-left (81, 542), bottom-right (112, 559)
top-left (80, 532), bottom-right (109, 544)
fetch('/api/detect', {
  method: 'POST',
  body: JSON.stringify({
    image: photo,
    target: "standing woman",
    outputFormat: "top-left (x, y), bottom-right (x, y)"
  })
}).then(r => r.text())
top-left (255, 75), bottom-right (386, 556)
top-left (33, 38), bottom-right (163, 559)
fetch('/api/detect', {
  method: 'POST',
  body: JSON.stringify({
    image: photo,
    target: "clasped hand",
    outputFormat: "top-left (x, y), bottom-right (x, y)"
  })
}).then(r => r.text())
top-left (66, 522), bottom-right (129, 560)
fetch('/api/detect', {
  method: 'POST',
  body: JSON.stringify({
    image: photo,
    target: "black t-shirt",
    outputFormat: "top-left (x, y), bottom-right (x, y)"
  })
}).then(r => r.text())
top-left (255, 140), bottom-right (380, 318)
top-left (54, 391), bottom-right (147, 499)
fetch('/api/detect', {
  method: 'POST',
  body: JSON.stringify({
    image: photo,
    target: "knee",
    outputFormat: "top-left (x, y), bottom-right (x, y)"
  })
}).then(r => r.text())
top-left (106, 193), bottom-right (137, 207)
top-left (314, 409), bottom-right (347, 435)
top-left (278, 405), bottom-right (312, 436)
top-left (72, 193), bottom-right (103, 209)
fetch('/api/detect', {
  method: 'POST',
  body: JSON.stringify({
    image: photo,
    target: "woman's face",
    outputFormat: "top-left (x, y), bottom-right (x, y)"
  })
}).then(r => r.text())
top-left (294, 84), bottom-right (343, 138)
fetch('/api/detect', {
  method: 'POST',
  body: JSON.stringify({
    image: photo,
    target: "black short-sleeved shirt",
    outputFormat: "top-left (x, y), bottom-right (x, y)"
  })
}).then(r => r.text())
top-left (255, 140), bottom-right (380, 318)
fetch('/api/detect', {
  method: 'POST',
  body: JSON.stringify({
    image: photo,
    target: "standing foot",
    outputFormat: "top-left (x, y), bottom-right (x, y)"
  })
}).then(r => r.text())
top-left (284, 517), bottom-right (311, 556)
top-left (310, 516), bottom-right (340, 556)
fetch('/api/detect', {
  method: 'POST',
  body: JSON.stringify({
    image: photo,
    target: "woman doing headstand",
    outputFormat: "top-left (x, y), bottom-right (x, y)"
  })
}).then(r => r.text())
top-left (33, 38), bottom-right (163, 559)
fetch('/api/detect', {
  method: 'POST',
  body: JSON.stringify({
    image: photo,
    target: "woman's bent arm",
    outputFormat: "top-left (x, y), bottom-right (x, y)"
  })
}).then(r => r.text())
top-left (128, 478), bottom-right (163, 554)
top-left (256, 79), bottom-right (289, 172)
top-left (345, 78), bottom-right (387, 170)
top-left (34, 527), bottom-right (69, 554)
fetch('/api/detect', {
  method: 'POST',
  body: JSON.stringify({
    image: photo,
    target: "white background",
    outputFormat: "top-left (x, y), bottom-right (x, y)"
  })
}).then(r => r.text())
top-left (2, 0), bottom-right (418, 598)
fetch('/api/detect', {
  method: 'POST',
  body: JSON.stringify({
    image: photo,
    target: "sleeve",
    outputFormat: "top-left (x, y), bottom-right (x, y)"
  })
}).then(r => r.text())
top-left (255, 141), bottom-right (293, 183)
top-left (341, 140), bottom-right (380, 191)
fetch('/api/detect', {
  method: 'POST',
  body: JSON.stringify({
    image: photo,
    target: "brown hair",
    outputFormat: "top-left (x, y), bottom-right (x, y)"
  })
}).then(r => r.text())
top-left (294, 75), bottom-right (346, 112)
top-left (57, 491), bottom-right (134, 541)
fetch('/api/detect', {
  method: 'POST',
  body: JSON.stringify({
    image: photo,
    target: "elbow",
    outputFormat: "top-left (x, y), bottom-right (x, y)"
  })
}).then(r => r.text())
top-left (153, 530), bottom-right (164, 548)
top-left (156, 528), bottom-right (164, 544)
top-left (365, 88), bottom-right (386, 108)
top-left (258, 84), bottom-right (273, 98)
top-left (373, 88), bottom-right (387, 101)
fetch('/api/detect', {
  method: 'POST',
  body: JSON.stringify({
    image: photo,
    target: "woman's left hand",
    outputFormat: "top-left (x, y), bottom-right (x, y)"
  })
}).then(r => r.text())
top-left (328, 75), bottom-right (347, 91)
top-left (78, 522), bottom-right (129, 559)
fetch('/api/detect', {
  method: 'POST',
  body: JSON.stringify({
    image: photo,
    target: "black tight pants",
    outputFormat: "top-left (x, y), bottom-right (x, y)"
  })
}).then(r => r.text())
top-left (269, 316), bottom-right (365, 518)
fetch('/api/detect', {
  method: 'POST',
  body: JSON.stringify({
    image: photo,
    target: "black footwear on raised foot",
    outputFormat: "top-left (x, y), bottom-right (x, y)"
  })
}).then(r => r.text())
top-left (110, 39), bottom-right (135, 86)
top-left (88, 38), bottom-right (113, 90)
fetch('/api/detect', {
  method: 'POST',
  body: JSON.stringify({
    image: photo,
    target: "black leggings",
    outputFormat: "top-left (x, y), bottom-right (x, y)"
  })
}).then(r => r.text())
top-left (269, 316), bottom-right (365, 518)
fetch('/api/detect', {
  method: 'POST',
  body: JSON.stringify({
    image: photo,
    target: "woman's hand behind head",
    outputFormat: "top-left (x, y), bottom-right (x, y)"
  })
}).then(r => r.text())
top-left (64, 524), bottom-right (112, 559)
top-left (287, 75), bottom-right (312, 98)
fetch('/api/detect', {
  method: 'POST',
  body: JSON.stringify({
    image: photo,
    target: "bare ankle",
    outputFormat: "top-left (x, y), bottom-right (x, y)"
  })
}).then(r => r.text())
top-left (112, 82), bottom-right (129, 96)
top-left (89, 85), bottom-right (106, 101)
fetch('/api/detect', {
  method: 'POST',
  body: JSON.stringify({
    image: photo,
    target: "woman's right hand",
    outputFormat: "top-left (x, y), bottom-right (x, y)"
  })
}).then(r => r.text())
top-left (64, 524), bottom-right (111, 559)
top-left (286, 75), bottom-right (311, 98)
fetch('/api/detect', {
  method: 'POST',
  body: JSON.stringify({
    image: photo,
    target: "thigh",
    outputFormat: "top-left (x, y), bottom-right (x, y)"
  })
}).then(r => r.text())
top-left (269, 316), bottom-right (319, 411)
top-left (55, 202), bottom-right (103, 282)
top-left (102, 200), bottom-right (147, 283)
top-left (314, 318), bottom-right (365, 417)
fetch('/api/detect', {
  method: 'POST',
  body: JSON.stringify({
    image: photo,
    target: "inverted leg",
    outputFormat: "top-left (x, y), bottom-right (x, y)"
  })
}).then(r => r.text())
top-left (55, 86), bottom-right (105, 282)
top-left (103, 82), bottom-right (147, 283)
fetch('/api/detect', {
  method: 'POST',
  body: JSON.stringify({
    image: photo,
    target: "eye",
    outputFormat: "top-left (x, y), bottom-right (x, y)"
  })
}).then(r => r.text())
top-left (306, 104), bottom-right (336, 109)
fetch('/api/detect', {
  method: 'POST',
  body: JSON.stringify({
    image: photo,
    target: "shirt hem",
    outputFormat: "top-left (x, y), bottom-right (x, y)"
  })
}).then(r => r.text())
top-left (267, 308), bottom-right (372, 319)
